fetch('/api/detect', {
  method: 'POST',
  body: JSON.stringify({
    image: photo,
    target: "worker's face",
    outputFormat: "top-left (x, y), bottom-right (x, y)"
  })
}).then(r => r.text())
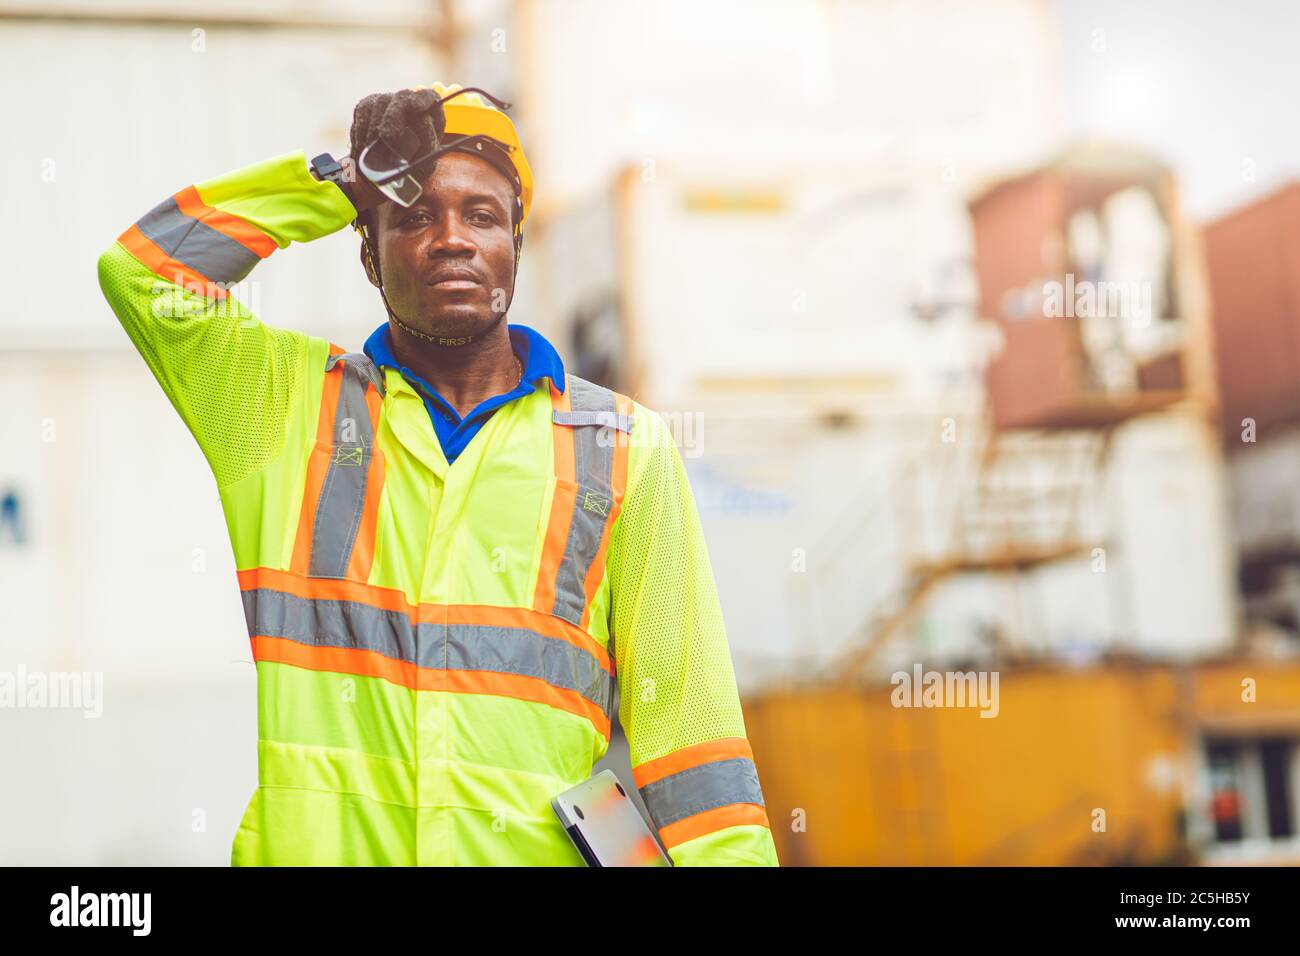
top-left (369, 151), bottom-right (517, 342)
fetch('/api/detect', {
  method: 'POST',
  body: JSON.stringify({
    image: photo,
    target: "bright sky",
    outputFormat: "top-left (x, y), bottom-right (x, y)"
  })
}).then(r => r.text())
top-left (1055, 0), bottom-right (1300, 221)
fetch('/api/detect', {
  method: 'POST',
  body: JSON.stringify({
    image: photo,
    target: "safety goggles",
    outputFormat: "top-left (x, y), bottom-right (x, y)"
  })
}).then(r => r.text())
top-left (357, 86), bottom-right (518, 209)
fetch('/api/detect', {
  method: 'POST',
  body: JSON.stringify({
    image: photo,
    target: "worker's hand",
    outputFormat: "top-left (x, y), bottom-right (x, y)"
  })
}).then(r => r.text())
top-left (347, 87), bottom-right (447, 216)
top-left (371, 87), bottom-right (446, 167)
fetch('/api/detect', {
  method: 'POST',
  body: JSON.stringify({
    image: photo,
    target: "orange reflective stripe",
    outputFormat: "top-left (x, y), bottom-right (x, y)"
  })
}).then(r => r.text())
top-left (238, 566), bottom-right (412, 615)
top-left (314, 345), bottom-right (347, 443)
top-left (551, 380), bottom-right (576, 480)
top-left (117, 225), bottom-right (228, 300)
top-left (632, 736), bottom-right (755, 789)
top-left (251, 634), bottom-right (417, 688)
top-left (291, 348), bottom-right (345, 580)
top-left (658, 803), bottom-right (771, 850)
top-left (445, 670), bottom-right (610, 739)
top-left (174, 185), bottom-right (279, 258)
top-left (289, 447), bottom-right (332, 576)
top-left (610, 392), bottom-right (633, 501)
top-left (533, 381), bottom-right (575, 613)
top-left (290, 345), bottom-right (346, 576)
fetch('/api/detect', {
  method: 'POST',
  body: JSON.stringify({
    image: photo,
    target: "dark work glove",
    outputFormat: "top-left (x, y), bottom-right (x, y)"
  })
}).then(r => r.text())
top-left (352, 88), bottom-right (446, 164)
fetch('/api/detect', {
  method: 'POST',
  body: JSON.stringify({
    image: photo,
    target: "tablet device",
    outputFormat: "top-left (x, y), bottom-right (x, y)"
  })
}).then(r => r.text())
top-left (552, 769), bottom-right (673, 867)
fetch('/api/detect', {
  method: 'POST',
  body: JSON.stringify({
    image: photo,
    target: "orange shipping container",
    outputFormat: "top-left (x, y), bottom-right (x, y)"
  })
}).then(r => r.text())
top-left (969, 150), bottom-right (1190, 430)
top-left (1204, 182), bottom-right (1300, 443)
top-left (745, 660), bottom-right (1300, 866)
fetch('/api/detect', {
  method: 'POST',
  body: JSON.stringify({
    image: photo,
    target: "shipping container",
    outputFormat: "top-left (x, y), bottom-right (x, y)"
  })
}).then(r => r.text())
top-left (970, 146), bottom-right (1217, 430)
top-left (746, 659), bottom-right (1300, 866)
top-left (1204, 182), bottom-right (1300, 442)
top-left (1223, 422), bottom-right (1300, 643)
top-left (524, 158), bottom-right (996, 416)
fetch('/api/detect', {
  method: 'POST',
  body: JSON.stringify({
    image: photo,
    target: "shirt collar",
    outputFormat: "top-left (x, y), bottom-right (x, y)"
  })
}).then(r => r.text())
top-left (362, 321), bottom-right (566, 395)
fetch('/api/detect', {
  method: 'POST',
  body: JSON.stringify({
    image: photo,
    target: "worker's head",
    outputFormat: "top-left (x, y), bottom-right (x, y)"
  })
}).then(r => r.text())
top-left (348, 84), bottom-right (532, 345)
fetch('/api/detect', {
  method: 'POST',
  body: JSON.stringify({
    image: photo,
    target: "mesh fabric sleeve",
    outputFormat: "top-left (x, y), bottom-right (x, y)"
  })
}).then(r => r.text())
top-left (606, 405), bottom-right (780, 867)
top-left (96, 151), bottom-right (358, 488)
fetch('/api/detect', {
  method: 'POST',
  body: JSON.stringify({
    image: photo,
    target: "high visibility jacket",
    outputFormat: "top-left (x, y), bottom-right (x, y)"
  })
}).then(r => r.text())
top-left (96, 151), bottom-right (780, 866)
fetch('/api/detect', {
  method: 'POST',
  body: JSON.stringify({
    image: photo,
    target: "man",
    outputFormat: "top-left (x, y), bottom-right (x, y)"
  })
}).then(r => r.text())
top-left (97, 83), bottom-right (779, 866)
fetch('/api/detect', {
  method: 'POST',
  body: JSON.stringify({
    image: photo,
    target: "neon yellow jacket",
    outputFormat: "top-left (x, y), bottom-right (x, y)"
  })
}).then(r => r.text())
top-left (96, 151), bottom-right (780, 866)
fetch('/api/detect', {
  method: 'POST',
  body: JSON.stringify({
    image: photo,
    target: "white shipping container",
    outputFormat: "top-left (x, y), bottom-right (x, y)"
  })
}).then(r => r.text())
top-left (0, 351), bottom-right (260, 865)
top-left (523, 159), bottom-right (1001, 413)
top-left (1104, 412), bottom-right (1238, 656)
top-left (1227, 423), bottom-right (1300, 557)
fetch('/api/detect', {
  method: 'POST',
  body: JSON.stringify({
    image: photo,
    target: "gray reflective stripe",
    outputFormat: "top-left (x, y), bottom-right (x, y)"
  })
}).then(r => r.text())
top-left (241, 587), bottom-right (613, 715)
top-left (326, 350), bottom-right (387, 397)
top-left (135, 196), bottom-right (261, 284)
top-left (439, 623), bottom-right (613, 714)
top-left (552, 410), bottom-right (634, 433)
top-left (309, 353), bottom-right (381, 579)
top-left (550, 375), bottom-right (623, 626)
top-left (639, 757), bottom-right (766, 830)
top-left (241, 586), bottom-right (416, 661)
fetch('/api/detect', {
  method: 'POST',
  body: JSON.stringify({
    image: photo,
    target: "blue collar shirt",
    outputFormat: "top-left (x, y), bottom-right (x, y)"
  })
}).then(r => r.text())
top-left (362, 322), bottom-right (567, 465)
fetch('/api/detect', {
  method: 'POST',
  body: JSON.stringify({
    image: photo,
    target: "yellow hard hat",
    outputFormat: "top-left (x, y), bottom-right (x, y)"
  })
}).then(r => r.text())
top-left (417, 82), bottom-right (534, 238)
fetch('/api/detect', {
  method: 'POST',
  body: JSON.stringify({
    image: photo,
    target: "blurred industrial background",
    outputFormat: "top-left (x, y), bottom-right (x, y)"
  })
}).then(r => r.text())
top-left (3, 0), bottom-right (1300, 865)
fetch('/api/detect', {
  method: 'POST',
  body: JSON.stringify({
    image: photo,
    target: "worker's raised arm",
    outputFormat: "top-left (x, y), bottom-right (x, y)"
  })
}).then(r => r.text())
top-left (96, 151), bottom-right (360, 489)
top-left (606, 409), bottom-right (781, 867)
